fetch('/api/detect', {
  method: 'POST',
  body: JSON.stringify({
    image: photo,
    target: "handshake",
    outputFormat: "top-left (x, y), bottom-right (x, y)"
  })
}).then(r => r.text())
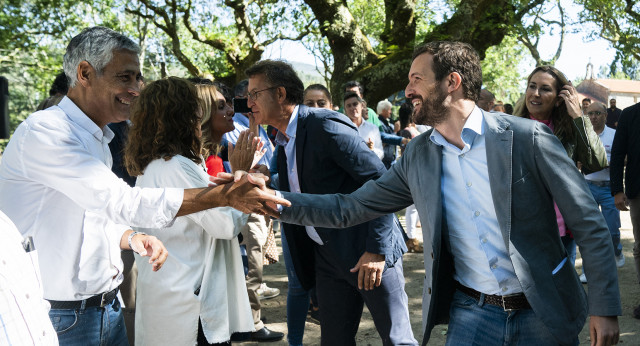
top-left (211, 170), bottom-right (289, 217)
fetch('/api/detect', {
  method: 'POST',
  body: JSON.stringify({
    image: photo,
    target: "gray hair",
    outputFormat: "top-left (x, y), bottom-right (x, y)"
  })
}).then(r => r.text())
top-left (377, 99), bottom-right (392, 114)
top-left (63, 26), bottom-right (140, 88)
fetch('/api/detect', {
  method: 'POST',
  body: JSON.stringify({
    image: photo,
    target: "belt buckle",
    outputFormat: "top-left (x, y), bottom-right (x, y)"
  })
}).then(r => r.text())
top-left (99, 290), bottom-right (114, 308)
top-left (100, 292), bottom-right (109, 307)
top-left (501, 294), bottom-right (517, 311)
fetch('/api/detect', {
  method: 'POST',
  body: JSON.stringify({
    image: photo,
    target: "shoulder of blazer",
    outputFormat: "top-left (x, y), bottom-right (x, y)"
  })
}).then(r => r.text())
top-left (483, 110), bottom-right (543, 136)
top-left (298, 104), bottom-right (357, 132)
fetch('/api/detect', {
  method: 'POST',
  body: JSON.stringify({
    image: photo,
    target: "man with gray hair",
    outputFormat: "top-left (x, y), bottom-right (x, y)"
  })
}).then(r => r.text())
top-left (376, 99), bottom-right (409, 168)
top-left (581, 102), bottom-right (625, 284)
top-left (0, 26), bottom-right (286, 345)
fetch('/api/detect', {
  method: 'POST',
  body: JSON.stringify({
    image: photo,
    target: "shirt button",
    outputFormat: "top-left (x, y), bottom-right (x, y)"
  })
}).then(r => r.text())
top-left (431, 252), bottom-right (434, 259)
top-left (467, 182), bottom-right (472, 187)
top-left (502, 287), bottom-right (508, 292)
top-left (460, 153), bottom-right (465, 158)
top-left (25, 293), bottom-right (30, 299)
top-left (474, 211), bottom-right (480, 217)
top-left (481, 238), bottom-right (487, 243)
top-left (491, 264), bottom-right (497, 269)
top-left (428, 287), bottom-right (432, 294)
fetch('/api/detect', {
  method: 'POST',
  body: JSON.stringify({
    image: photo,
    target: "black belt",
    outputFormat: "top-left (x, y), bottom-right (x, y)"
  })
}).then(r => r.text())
top-left (456, 282), bottom-right (530, 311)
top-left (586, 180), bottom-right (610, 187)
top-left (48, 288), bottom-right (119, 309)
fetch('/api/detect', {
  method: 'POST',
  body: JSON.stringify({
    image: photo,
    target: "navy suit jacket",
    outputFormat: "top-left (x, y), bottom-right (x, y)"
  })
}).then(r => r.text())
top-left (276, 105), bottom-right (405, 290)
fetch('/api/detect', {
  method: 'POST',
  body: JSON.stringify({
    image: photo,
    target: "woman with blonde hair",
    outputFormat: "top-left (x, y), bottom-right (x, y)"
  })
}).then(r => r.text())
top-left (125, 77), bottom-right (255, 346)
top-left (514, 65), bottom-right (607, 268)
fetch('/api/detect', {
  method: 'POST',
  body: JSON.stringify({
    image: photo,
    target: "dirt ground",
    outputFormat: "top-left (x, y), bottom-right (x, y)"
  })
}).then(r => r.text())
top-left (238, 210), bottom-right (640, 345)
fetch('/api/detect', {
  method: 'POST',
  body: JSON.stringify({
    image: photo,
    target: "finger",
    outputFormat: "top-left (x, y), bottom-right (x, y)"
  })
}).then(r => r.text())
top-left (248, 112), bottom-right (256, 132)
top-left (133, 238), bottom-right (148, 256)
top-left (590, 324), bottom-right (596, 346)
top-left (234, 170), bottom-right (248, 182)
top-left (147, 241), bottom-right (162, 263)
top-left (228, 142), bottom-right (235, 158)
top-left (375, 269), bottom-right (383, 287)
top-left (350, 261), bottom-right (360, 273)
top-left (246, 173), bottom-right (266, 188)
top-left (153, 248), bottom-right (169, 271)
top-left (261, 191), bottom-right (291, 207)
top-left (357, 267), bottom-right (365, 290)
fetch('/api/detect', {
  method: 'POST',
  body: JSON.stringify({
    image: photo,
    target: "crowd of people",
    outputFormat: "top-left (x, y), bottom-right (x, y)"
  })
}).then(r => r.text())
top-left (1, 25), bottom-right (638, 346)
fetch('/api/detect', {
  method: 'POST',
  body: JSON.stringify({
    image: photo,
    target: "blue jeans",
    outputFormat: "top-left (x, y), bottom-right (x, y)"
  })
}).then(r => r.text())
top-left (446, 290), bottom-right (576, 345)
top-left (281, 230), bottom-right (309, 346)
top-left (588, 181), bottom-right (622, 256)
top-left (49, 298), bottom-right (128, 346)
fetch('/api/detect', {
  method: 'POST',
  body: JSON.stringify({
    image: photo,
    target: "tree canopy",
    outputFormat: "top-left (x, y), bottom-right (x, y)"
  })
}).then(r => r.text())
top-left (1, 0), bottom-right (638, 145)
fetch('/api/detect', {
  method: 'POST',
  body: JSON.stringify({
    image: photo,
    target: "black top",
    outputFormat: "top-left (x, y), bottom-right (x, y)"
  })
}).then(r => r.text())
top-left (108, 121), bottom-right (136, 187)
top-left (610, 102), bottom-right (640, 198)
top-left (607, 107), bottom-right (622, 129)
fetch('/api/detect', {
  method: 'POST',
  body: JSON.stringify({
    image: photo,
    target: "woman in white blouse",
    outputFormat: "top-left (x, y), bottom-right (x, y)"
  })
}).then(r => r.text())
top-left (125, 77), bottom-right (257, 346)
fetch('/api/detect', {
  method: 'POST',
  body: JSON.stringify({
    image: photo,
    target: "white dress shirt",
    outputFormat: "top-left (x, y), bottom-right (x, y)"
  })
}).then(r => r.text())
top-left (430, 107), bottom-right (521, 295)
top-left (355, 120), bottom-right (384, 160)
top-left (0, 97), bottom-right (183, 300)
top-left (0, 211), bottom-right (58, 345)
top-left (275, 106), bottom-right (323, 245)
top-left (134, 155), bottom-right (253, 345)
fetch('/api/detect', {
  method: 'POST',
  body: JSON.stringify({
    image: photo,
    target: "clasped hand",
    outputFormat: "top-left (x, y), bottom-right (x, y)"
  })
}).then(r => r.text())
top-left (212, 170), bottom-right (287, 217)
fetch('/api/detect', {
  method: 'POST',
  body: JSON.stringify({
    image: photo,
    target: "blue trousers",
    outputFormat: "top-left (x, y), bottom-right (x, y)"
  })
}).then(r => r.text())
top-left (446, 290), bottom-right (577, 345)
top-left (49, 298), bottom-right (128, 346)
top-left (588, 181), bottom-right (622, 256)
top-left (281, 230), bottom-right (309, 346)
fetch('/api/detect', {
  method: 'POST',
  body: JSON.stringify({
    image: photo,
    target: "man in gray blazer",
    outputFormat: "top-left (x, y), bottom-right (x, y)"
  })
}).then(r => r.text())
top-left (232, 41), bottom-right (621, 345)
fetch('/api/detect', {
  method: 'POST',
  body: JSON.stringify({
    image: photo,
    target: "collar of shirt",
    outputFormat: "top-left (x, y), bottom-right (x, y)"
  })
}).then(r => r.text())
top-left (233, 112), bottom-right (250, 127)
top-left (274, 105), bottom-right (300, 146)
top-left (58, 96), bottom-right (115, 143)
top-left (429, 106), bottom-right (483, 153)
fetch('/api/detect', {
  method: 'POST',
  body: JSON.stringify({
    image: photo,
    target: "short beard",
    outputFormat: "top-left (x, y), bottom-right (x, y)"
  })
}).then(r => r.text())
top-left (414, 83), bottom-right (450, 127)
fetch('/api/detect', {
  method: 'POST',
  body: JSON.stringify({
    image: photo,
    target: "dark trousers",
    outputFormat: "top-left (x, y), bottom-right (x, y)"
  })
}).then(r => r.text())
top-left (314, 245), bottom-right (417, 346)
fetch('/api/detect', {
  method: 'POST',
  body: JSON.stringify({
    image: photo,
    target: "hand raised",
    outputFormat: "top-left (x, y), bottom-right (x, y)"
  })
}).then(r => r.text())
top-left (131, 233), bottom-right (169, 272)
top-left (558, 83), bottom-right (582, 119)
top-left (229, 130), bottom-right (266, 172)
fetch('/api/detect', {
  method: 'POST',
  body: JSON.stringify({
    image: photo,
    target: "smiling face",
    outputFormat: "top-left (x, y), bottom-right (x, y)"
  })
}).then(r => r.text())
top-left (209, 90), bottom-right (235, 140)
top-left (405, 53), bottom-right (450, 126)
top-left (525, 71), bottom-right (560, 120)
top-left (85, 49), bottom-right (142, 127)
top-left (344, 96), bottom-right (364, 125)
top-left (303, 89), bottom-right (332, 109)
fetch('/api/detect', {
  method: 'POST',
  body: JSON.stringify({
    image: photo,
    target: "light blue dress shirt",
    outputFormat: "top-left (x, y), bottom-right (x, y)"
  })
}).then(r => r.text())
top-left (430, 107), bottom-right (521, 295)
top-left (223, 112), bottom-right (274, 168)
top-left (274, 106), bottom-right (323, 245)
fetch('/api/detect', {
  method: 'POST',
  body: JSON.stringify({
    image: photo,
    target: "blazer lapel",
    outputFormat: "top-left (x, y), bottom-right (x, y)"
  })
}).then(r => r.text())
top-left (277, 145), bottom-right (290, 192)
top-left (295, 106), bottom-right (308, 191)
top-left (484, 111), bottom-right (513, 246)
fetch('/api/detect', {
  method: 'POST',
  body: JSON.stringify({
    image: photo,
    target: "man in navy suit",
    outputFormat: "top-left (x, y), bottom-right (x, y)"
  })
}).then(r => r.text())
top-left (245, 60), bottom-right (416, 345)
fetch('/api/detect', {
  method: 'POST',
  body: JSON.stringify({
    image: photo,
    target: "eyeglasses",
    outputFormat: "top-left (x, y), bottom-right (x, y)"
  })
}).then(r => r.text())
top-left (587, 111), bottom-right (604, 116)
top-left (247, 86), bottom-right (279, 101)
